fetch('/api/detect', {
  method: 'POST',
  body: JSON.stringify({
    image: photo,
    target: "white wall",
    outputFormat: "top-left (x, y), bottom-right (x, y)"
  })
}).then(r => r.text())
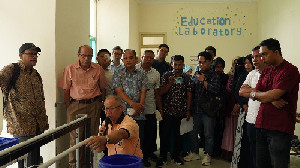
top-left (138, 2), bottom-right (258, 72)
top-left (0, 0), bottom-right (90, 167)
top-left (0, 0), bottom-right (56, 166)
top-left (258, 0), bottom-right (300, 136)
top-left (55, 0), bottom-right (90, 167)
top-left (97, 0), bottom-right (130, 52)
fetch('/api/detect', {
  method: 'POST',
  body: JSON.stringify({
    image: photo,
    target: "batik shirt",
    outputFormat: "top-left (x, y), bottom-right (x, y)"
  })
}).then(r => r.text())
top-left (112, 66), bottom-right (148, 120)
top-left (0, 61), bottom-right (48, 136)
top-left (161, 71), bottom-right (192, 117)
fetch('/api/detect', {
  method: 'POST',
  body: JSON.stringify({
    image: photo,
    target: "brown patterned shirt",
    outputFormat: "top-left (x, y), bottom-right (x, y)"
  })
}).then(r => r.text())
top-left (161, 71), bottom-right (192, 117)
top-left (0, 61), bottom-right (48, 136)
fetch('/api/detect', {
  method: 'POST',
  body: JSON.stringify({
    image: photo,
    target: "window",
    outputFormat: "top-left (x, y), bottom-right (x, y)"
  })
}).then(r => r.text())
top-left (140, 33), bottom-right (166, 56)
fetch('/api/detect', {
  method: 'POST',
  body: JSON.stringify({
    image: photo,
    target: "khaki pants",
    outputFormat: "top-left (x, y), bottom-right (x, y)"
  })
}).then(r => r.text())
top-left (67, 100), bottom-right (101, 168)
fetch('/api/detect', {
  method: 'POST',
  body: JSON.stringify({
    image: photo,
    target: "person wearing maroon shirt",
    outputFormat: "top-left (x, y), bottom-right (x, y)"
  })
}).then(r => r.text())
top-left (247, 38), bottom-right (299, 168)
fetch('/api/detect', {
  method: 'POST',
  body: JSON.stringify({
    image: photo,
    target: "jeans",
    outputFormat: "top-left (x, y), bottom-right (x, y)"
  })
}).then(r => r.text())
top-left (190, 113), bottom-right (216, 156)
top-left (247, 123), bottom-right (256, 168)
top-left (256, 128), bottom-right (291, 168)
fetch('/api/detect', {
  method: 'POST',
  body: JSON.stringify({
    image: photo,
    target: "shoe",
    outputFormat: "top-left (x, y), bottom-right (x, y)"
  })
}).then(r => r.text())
top-left (202, 154), bottom-right (211, 166)
top-left (143, 159), bottom-right (151, 167)
top-left (149, 153), bottom-right (159, 161)
top-left (156, 158), bottom-right (167, 168)
top-left (172, 157), bottom-right (184, 165)
top-left (183, 152), bottom-right (200, 162)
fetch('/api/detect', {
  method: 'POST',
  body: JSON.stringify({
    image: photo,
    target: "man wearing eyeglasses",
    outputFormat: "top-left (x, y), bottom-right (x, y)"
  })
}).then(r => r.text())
top-left (108, 46), bottom-right (124, 72)
top-left (59, 45), bottom-right (107, 168)
top-left (85, 95), bottom-right (143, 159)
top-left (0, 43), bottom-right (49, 167)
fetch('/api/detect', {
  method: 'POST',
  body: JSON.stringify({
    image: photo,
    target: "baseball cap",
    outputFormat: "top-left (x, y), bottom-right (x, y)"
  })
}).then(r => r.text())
top-left (19, 43), bottom-right (41, 53)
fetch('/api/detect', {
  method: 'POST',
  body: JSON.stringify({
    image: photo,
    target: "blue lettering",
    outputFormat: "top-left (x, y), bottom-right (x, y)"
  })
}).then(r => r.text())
top-left (219, 29), bottom-right (223, 36)
top-left (207, 19), bottom-right (211, 24)
top-left (193, 27), bottom-right (198, 35)
top-left (181, 17), bottom-right (187, 26)
top-left (224, 29), bottom-right (229, 36)
top-left (213, 29), bottom-right (218, 36)
top-left (178, 27), bottom-right (183, 35)
top-left (225, 18), bottom-right (231, 25)
top-left (219, 17), bottom-right (225, 26)
top-left (201, 28), bottom-right (205, 35)
top-left (185, 28), bottom-right (190, 35)
top-left (200, 17), bottom-right (205, 25)
top-left (231, 28), bottom-right (235, 35)
top-left (208, 28), bottom-right (212, 35)
top-left (237, 28), bottom-right (242, 35)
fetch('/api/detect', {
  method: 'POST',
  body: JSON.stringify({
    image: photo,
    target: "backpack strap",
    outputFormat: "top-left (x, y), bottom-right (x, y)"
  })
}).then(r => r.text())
top-left (3, 63), bottom-right (20, 112)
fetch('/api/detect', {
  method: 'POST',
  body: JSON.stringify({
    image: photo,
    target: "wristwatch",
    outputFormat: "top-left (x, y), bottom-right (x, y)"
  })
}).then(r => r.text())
top-left (251, 91), bottom-right (256, 100)
top-left (105, 135), bottom-right (110, 144)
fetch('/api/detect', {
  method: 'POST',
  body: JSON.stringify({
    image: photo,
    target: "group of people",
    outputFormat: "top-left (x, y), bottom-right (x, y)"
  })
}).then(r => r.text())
top-left (0, 38), bottom-right (299, 168)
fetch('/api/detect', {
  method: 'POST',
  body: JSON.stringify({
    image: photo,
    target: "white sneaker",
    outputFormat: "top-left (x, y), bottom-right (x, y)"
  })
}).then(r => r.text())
top-left (183, 152), bottom-right (201, 162)
top-left (201, 154), bottom-right (211, 166)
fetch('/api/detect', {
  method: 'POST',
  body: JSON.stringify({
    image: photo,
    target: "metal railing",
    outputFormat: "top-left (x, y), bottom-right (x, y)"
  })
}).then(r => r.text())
top-left (0, 114), bottom-right (91, 167)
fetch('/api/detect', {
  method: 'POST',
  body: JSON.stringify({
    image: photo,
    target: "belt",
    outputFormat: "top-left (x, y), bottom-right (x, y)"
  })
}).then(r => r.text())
top-left (70, 96), bottom-right (100, 104)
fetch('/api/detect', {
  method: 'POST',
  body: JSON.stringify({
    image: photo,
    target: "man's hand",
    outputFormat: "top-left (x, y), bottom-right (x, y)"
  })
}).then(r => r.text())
top-left (231, 104), bottom-right (240, 116)
top-left (99, 125), bottom-right (106, 136)
top-left (85, 136), bottom-right (106, 151)
top-left (186, 111), bottom-right (191, 121)
top-left (168, 76), bottom-right (175, 84)
top-left (271, 99), bottom-right (288, 108)
top-left (242, 104), bottom-right (248, 114)
top-left (196, 72), bottom-right (205, 82)
top-left (131, 102), bottom-right (144, 116)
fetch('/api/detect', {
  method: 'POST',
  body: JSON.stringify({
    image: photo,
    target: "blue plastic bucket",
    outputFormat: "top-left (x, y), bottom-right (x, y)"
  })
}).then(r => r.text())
top-left (99, 154), bottom-right (143, 168)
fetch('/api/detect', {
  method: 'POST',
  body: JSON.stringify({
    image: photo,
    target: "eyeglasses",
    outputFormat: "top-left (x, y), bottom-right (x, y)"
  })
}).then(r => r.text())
top-left (105, 105), bottom-right (121, 111)
top-left (23, 53), bottom-right (40, 57)
top-left (79, 54), bottom-right (93, 58)
top-left (199, 60), bottom-right (208, 65)
top-left (159, 49), bottom-right (169, 53)
top-left (113, 52), bottom-right (122, 56)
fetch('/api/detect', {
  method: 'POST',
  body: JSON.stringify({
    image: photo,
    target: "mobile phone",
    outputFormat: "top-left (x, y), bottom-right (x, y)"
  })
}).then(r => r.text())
top-left (175, 77), bottom-right (183, 84)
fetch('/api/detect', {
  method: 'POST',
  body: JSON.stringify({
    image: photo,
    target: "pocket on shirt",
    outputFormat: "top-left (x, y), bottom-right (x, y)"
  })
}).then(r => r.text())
top-left (88, 77), bottom-right (98, 89)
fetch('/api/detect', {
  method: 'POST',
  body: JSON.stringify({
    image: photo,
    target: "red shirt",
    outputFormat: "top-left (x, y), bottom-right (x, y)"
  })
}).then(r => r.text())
top-left (255, 60), bottom-right (299, 135)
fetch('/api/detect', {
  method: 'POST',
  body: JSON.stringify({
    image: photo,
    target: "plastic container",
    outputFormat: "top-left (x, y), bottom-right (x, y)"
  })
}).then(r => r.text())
top-left (0, 137), bottom-right (19, 151)
top-left (99, 154), bottom-right (143, 168)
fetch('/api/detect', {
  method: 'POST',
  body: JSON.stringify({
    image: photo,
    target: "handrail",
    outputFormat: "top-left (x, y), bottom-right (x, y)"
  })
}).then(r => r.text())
top-left (38, 136), bottom-right (94, 168)
top-left (0, 115), bottom-right (91, 167)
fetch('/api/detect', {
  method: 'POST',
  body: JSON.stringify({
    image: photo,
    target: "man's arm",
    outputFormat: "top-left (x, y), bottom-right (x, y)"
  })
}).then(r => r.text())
top-left (155, 88), bottom-right (163, 112)
top-left (63, 89), bottom-right (71, 108)
top-left (115, 88), bottom-right (144, 115)
top-left (86, 129), bottom-right (129, 151)
top-left (251, 89), bottom-right (286, 103)
top-left (186, 91), bottom-right (192, 119)
top-left (160, 76), bottom-right (175, 95)
top-left (140, 89), bottom-right (146, 105)
top-left (239, 84), bottom-right (253, 98)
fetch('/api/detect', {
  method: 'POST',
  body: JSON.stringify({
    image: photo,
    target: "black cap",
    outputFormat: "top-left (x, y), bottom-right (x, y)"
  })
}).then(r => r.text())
top-left (19, 43), bottom-right (41, 53)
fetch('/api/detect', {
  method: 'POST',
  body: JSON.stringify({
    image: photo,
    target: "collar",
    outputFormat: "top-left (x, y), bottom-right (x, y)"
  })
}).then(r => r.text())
top-left (74, 61), bottom-right (96, 69)
top-left (107, 112), bottom-right (126, 125)
top-left (19, 60), bottom-right (34, 74)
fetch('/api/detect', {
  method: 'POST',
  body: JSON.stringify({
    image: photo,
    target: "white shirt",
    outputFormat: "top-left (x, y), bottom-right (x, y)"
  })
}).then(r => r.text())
top-left (105, 69), bottom-right (114, 97)
top-left (243, 70), bottom-right (261, 124)
top-left (136, 63), bottom-right (160, 114)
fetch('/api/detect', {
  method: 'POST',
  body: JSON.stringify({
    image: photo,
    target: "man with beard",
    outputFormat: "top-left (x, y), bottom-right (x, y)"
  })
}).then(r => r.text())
top-left (156, 55), bottom-right (192, 167)
top-left (0, 43), bottom-right (48, 168)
